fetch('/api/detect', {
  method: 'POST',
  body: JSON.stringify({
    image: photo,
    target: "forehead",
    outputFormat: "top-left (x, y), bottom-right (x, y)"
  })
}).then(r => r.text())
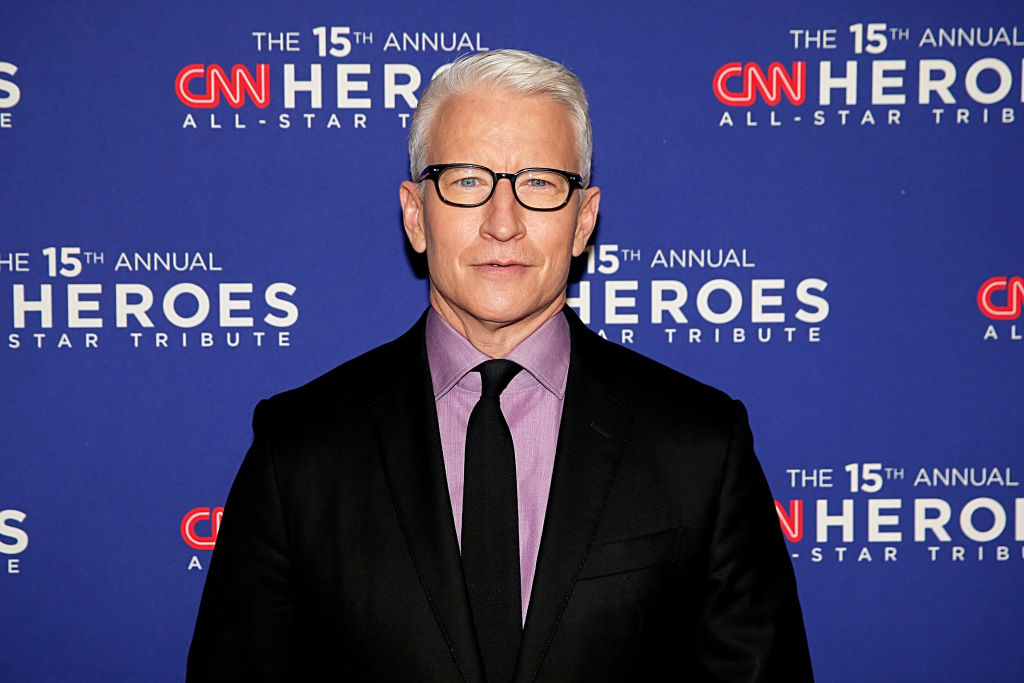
top-left (427, 88), bottom-right (577, 171)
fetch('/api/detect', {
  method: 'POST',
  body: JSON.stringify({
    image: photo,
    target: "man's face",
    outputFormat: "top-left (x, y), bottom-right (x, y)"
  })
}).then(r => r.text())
top-left (400, 88), bottom-right (599, 340)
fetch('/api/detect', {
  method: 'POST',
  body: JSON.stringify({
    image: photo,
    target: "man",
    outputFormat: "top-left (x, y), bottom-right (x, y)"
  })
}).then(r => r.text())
top-left (188, 49), bottom-right (813, 681)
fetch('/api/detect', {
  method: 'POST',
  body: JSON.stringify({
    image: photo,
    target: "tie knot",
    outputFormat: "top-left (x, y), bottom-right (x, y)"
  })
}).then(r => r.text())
top-left (475, 359), bottom-right (521, 399)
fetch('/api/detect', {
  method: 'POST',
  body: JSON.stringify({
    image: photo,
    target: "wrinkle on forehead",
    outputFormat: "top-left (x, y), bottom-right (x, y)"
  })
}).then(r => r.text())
top-left (425, 88), bottom-right (578, 174)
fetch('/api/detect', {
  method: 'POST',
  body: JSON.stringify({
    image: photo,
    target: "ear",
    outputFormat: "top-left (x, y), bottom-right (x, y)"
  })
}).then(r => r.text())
top-left (400, 180), bottom-right (427, 254)
top-left (571, 186), bottom-right (601, 257)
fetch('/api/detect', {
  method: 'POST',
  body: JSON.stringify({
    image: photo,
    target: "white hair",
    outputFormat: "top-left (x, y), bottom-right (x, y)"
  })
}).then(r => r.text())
top-left (408, 49), bottom-right (593, 186)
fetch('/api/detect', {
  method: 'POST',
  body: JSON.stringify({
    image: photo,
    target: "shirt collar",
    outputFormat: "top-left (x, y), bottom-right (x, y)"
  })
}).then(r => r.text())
top-left (425, 308), bottom-right (570, 400)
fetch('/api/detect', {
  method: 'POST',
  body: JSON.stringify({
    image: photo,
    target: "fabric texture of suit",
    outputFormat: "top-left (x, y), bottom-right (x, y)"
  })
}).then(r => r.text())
top-left (187, 308), bottom-right (813, 682)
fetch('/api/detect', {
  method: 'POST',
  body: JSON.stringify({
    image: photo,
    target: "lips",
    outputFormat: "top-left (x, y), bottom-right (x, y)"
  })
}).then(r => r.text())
top-left (473, 260), bottom-right (529, 276)
top-left (484, 261), bottom-right (523, 267)
top-left (474, 258), bottom-right (528, 267)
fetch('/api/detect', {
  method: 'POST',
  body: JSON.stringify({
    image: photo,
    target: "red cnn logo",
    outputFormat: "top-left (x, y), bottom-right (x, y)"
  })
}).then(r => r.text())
top-left (713, 62), bottom-right (806, 106)
top-left (181, 507), bottom-right (223, 550)
top-left (175, 64), bottom-right (270, 108)
top-left (978, 277), bottom-right (1024, 320)
top-left (775, 499), bottom-right (804, 542)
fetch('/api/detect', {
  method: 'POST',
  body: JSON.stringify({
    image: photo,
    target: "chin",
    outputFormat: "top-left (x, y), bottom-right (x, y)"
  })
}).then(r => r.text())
top-left (477, 297), bottom-right (560, 326)
top-left (472, 305), bottom-right (531, 325)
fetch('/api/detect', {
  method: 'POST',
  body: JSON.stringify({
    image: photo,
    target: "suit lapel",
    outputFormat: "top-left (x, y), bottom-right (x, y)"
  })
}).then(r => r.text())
top-left (515, 315), bottom-right (632, 681)
top-left (369, 318), bottom-right (484, 682)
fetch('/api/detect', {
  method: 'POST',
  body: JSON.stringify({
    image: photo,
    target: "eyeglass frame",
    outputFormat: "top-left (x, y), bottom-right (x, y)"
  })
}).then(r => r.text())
top-left (417, 163), bottom-right (585, 212)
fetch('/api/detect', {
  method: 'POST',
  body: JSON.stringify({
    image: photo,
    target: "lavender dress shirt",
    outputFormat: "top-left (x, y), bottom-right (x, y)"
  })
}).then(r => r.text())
top-left (425, 309), bottom-right (569, 623)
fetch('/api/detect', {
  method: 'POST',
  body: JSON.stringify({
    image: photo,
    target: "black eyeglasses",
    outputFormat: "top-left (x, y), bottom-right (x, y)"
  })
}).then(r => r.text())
top-left (418, 164), bottom-right (583, 211)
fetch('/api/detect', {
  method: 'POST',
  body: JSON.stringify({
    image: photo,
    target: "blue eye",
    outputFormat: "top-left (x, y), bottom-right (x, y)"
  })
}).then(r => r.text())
top-left (458, 178), bottom-right (479, 187)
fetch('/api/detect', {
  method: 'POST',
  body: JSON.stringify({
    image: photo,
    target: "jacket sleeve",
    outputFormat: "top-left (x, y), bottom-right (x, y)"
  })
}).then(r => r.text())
top-left (697, 400), bottom-right (814, 682)
top-left (186, 400), bottom-right (298, 682)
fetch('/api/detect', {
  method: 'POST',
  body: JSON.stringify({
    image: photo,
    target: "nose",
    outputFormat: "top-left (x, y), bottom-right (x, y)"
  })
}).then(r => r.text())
top-left (479, 177), bottom-right (526, 242)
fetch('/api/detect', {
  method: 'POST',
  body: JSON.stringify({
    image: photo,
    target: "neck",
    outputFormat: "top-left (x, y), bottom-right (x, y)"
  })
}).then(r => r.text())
top-left (429, 291), bottom-right (565, 358)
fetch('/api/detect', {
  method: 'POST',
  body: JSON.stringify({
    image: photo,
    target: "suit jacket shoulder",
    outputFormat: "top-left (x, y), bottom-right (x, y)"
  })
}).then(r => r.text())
top-left (252, 313), bottom-right (425, 432)
top-left (566, 310), bottom-right (743, 458)
top-left (574, 315), bottom-right (729, 396)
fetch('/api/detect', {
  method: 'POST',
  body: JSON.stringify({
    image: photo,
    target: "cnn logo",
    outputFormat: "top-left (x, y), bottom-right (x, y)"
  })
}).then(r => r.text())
top-left (175, 64), bottom-right (269, 108)
top-left (181, 507), bottom-right (223, 550)
top-left (978, 277), bottom-right (1024, 320)
top-left (713, 62), bottom-right (806, 106)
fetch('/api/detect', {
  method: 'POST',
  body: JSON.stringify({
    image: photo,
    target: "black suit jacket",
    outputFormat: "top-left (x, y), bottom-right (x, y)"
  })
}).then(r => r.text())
top-left (187, 309), bottom-right (812, 681)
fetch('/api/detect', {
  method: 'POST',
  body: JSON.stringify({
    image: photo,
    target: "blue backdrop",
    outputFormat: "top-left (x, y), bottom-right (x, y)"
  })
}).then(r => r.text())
top-left (3, 1), bottom-right (1023, 680)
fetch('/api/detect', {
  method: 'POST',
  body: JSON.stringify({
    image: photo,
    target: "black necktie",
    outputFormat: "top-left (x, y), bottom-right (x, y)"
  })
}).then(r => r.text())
top-left (461, 359), bottom-right (523, 683)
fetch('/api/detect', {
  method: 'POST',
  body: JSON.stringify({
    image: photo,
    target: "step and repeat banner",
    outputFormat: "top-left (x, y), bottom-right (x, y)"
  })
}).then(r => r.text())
top-left (3, 1), bottom-right (1022, 680)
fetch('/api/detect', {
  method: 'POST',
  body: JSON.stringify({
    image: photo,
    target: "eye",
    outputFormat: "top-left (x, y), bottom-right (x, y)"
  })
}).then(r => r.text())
top-left (517, 171), bottom-right (566, 195)
top-left (441, 167), bottom-right (491, 191)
